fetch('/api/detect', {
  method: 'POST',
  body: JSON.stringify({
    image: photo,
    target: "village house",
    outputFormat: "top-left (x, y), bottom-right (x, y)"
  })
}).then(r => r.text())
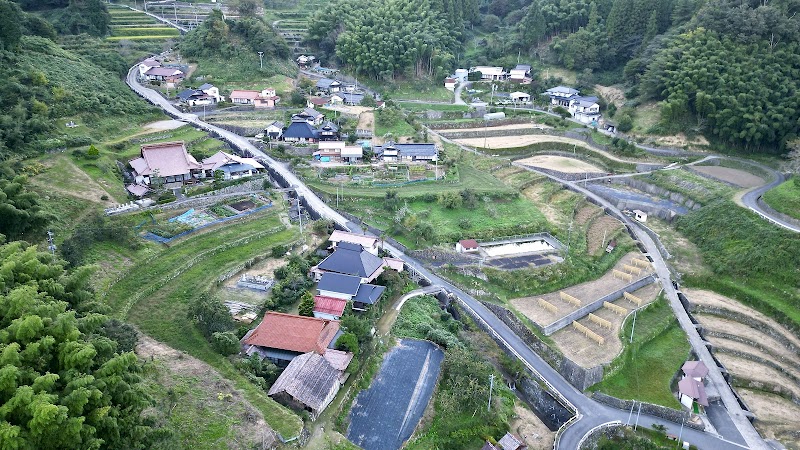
top-left (444, 77), bottom-right (457, 91)
top-left (282, 120), bottom-right (320, 143)
top-left (678, 360), bottom-right (709, 409)
top-left (128, 141), bottom-right (202, 192)
top-left (374, 142), bottom-right (439, 162)
top-left (267, 350), bottom-right (352, 419)
top-left (292, 108), bottom-right (325, 126)
top-left (329, 230), bottom-right (379, 255)
top-left (144, 66), bottom-right (185, 84)
top-left (330, 92), bottom-right (364, 106)
top-left (229, 88), bottom-right (280, 109)
top-left (241, 312), bottom-right (342, 365)
top-left (315, 272), bottom-right (386, 312)
top-left (198, 83), bottom-right (224, 102)
top-left (471, 66), bottom-right (507, 81)
top-left (456, 239), bottom-right (480, 253)
top-left (510, 91), bottom-right (531, 104)
top-left (296, 54), bottom-right (316, 69)
top-left (312, 296), bottom-right (347, 320)
top-left (177, 88), bottom-right (213, 106)
top-left (544, 86), bottom-right (601, 124)
top-left (509, 64), bottom-right (532, 84)
top-left (315, 78), bottom-right (342, 95)
top-left (200, 151), bottom-right (264, 180)
top-left (311, 242), bottom-right (388, 282)
top-left (264, 120), bottom-right (284, 140)
top-left (138, 57), bottom-right (160, 77)
top-left (307, 97), bottom-right (329, 108)
top-left (313, 141), bottom-right (363, 163)
top-left (317, 122), bottom-right (341, 141)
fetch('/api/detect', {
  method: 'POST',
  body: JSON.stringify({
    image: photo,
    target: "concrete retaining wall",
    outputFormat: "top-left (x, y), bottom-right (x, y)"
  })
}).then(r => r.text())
top-left (542, 275), bottom-right (657, 335)
top-left (591, 392), bottom-right (704, 430)
top-left (756, 196), bottom-right (800, 228)
top-left (610, 177), bottom-right (703, 210)
top-left (689, 305), bottom-right (799, 354)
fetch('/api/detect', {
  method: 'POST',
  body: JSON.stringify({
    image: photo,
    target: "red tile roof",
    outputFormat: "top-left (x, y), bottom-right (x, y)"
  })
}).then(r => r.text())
top-left (243, 312), bottom-right (340, 355)
top-left (230, 90), bottom-right (261, 100)
top-left (459, 239), bottom-right (479, 249)
top-left (314, 296), bottom-right (347, 317)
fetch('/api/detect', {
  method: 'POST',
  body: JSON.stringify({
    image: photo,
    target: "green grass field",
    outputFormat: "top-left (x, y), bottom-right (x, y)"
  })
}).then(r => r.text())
top-left (398, 102), bottom-right (469, 113)
top-left (637, 169), bottom-right (735, 205)
top-left (763, 179), bottom-right (800, 220)
top-left (102, 209), bottom-right (304, 438)
top-left (375, 115), bottom-right (416, 138)
top-left (378, 80), bottom-right (455, 103)
top-left (590, 298), bottom-right (689, 408)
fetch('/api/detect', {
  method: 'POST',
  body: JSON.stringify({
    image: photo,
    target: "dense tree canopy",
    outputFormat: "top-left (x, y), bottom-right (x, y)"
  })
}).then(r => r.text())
top-left (180, 9), bottom-right (290, 61)
top-left (0, 242), bottom-right (158, 449)
top-left (0, 174), bottom-right (50, 241)
top-left (307, 0), bottom-right (480, 79)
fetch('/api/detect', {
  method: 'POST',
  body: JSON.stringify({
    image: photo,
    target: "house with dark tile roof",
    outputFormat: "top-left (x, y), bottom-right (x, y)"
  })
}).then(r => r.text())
top-left (311, 242), bottom-right (387, 282)
top-left (374, 142), bottom-right (439, 162)
top-left (282, 120), bottom-right (320, 143)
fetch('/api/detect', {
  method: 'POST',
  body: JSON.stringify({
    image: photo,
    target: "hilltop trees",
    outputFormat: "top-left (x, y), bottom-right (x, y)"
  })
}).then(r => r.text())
top-left (0, 242), bottom-right (158, 449)
top-left (180, 9), bottom-right (290, 61)
top-left (307, 0), bottom-right (480, 79)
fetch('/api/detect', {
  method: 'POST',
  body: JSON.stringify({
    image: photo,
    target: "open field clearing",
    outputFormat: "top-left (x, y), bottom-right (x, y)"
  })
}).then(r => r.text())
top-left (586, 215), bottom-right (625, 255)
top-left (436, 123), bottom-right (553, 133)
top-left (694, 314), bottom-right (799, 363)
top-left (454, 134), bottom-right (600, 150)
top-left (690, 165), bottom-right (764, 188)
top-left (138, 335), bottom-right (278, 449)
top-left (763, 180), bottom-right (800, 220)
top-left (738, 389), bottom-right (800, 449)
top-left (511, 252), bottom-right (654, 329)
top-left (516, 155), bottom-right (603, 173)
top-left (145, 119), bottom-right (189, 131)
top-left (31, 154), bottom-right (118, 205)
top-left (510, 403), bottom-right (555, 449)
top-left (716, 354), bottom-right (800, 398)
top-left (550, 283), bottom-right (661, 368)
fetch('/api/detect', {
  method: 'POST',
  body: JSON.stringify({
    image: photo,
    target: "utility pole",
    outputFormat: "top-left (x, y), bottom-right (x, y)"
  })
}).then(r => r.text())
top-left (46, 230), bottom-right (56, 260)
top-left (487, 374), bottom-right (494, 412)
top-left (630, 307), bottom-right (638, 344)
top-left (258, 51), bottom-right (264, 69)
top-left (676, 418), bottom-right (685, 449)
top-left (634, 402), bottom-right (642, 430)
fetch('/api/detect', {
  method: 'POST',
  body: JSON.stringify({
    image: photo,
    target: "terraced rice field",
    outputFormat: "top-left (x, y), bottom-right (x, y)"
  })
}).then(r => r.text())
top-left (108, 6), bottom-right (181, 42)
top-left (687, 289), bottom-right (800, 448)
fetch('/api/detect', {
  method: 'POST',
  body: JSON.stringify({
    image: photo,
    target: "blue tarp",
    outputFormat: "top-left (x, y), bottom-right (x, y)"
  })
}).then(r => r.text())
top-left (168, 208), bottom-right (195, 222)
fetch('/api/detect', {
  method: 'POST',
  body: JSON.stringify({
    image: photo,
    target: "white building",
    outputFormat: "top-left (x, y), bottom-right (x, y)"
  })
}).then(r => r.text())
top-left (471, 66), bottom-right (507, 81)
top-left (454, 68), bottom-right (469, 82)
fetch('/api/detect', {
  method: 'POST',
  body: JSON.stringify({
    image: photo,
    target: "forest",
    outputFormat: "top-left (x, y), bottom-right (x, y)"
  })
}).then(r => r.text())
top-left (307, 0), bottom-right (799, 152)
top-left (179, 9), bottom-right (290, 62)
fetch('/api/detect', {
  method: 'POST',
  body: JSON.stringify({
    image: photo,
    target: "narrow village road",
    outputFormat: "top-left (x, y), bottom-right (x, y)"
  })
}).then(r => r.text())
top-left (126, 64), bottom-right (768, 450)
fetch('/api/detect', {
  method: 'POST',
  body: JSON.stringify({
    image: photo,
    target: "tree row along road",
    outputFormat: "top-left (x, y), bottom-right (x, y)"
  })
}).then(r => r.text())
top-left (126, 67), bottom-right (763, 450)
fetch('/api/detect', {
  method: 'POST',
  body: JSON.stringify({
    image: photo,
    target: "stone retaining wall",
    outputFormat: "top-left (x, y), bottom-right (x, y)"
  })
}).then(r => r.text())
top-left (689, 305), bottom-right (798, 354)
top-left (711, 346), bottom-right (800, 386)
top-left (591, 392), bottom-right (704, 430)
top-left (610, 178), bottom-right (703, 210)
top-left (730, 378), bottom-right (800, 405)
top-left (704, 330), bottom-right (800, 373)
top-left (520, 165), bottom-right (607, 182)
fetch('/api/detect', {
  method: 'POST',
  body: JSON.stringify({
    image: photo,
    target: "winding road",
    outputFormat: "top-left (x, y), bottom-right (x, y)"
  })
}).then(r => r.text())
top-left (125, 63), bottom-right (778, 449)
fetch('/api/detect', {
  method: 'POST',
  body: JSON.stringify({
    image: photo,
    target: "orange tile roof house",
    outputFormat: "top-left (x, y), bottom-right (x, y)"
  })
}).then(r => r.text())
top-left (128, 141), bottom-right (203, 190)
top-left (241, 312), bottom-right (342, 364)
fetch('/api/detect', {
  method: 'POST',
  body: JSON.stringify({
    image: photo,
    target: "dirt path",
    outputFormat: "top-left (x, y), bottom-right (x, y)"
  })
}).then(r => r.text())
top-left (136, 335), bottom-right (278, 449)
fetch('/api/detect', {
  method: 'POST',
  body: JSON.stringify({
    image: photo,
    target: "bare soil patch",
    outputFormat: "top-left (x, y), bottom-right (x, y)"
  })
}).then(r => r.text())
top-left (645, 219), bottom-right (709, 277)
top-left (693, 314), bottom-right (798, 363)
top-left (136, 335), bottom-right (277, 449)
top-left (521, 184), bottom-right (568, 226)
top-left (550, 283), bottom-right (661, 368)
top-left (738, 389), bottom-right (800, 450)
top-left (685, 289), bottom-right (800, 350)
top-left (706, 335), bottom-right (800, 381)
top-left (511, 252), bottom-right (654, 329)
top-left (715, 353), bottom-right (800, 398)
top-left (358, 110), bottom-right (374, 132)
top-left (510, 402), bottom-right (555, 449)
top-left (690, 166), bottom-right (764, 188)
top-left (575, 203), bottom-right (602, 225)
top-left (438, 123), bottom-right (553, 134)
top-left (653, 133), bottom-right (710, 148)
top-left (144, 119), bottom-right (188, 131)
top-left (516, 155), bottom-right (603, 173)
top-left (594, 85), bottom-right (626, 106)
top-left (586, 215), bottom-right (624, 255)
top-left (454, 135), bottom-right (637, 164)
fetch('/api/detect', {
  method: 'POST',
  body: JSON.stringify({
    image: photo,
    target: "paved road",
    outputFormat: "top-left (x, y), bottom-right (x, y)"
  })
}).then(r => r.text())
top-left (453, 81), bottom-right (471, 105)
top-left (127, 64), bottom-right (765, 449)
top-left (740, 166), bottom-right (798, 232)
top-left (513, 162), bottom-right (769, 450)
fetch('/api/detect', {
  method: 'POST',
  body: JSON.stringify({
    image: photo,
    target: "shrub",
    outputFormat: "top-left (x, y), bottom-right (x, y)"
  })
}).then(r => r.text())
top-left (458, 217), bottom-right (472, 229)
top-left (335, 332), bottom-right (359, 356)
top-left (211, 331), bottom-right (241, 355)
top-left (617, 113), bottom-right (634, 132)
top-left (86, 144), bottom-right (100, 159)
top-left (188, 293), bottom-right (234, 338)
